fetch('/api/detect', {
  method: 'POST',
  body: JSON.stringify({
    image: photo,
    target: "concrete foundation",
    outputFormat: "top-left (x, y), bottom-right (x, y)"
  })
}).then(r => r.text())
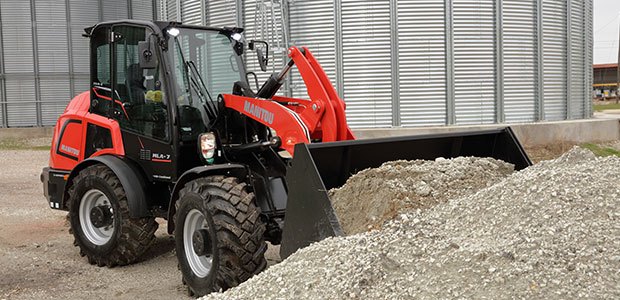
top-left (0, 127), bottom-right (54, 139)
top-left (2, 118), bottom-right (619, 148)
top-left (354, 118), bottom-right (620, 147)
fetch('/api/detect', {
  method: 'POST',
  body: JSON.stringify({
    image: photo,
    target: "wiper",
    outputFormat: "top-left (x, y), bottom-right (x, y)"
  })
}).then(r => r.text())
top-left (186, 61), bottom-right (218, 121)
top-left (173, 37), bottom-right (218, 122)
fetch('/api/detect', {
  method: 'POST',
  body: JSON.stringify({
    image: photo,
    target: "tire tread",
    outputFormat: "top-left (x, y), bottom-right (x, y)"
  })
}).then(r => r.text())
top-left (67, 164), bottom-right (157, 267)
top-left (177, 176), bottom-right (267, 295)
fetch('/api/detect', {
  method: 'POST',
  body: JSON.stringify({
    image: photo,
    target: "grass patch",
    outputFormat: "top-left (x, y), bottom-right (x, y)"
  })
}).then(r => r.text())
top-left (593, 103), bottom-right (620, 111)
top-left (580, 143), bottom-right (620, 157)
top-left (0, 138), bottom-right (50, 151)
top-left (31, 145), bottom-right (52, 151)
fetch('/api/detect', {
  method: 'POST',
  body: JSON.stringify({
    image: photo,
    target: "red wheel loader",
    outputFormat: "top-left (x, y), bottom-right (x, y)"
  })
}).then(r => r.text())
top-left (41, 20), bottom-right (531, 296)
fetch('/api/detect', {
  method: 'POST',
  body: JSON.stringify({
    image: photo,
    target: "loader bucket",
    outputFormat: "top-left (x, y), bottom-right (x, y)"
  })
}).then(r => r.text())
top-left (280, 127), bottom-right (531, 258)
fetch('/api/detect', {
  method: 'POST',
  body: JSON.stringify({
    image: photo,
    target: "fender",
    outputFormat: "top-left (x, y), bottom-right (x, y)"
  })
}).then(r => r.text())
top-left (64, 155), bottom-right (150, 218)
top-left (167, 164), bottom-right (249, 234)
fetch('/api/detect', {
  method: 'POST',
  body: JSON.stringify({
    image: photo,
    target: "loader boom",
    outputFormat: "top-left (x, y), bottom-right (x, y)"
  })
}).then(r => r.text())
top-left (223, 46), bottom-right (355, 154)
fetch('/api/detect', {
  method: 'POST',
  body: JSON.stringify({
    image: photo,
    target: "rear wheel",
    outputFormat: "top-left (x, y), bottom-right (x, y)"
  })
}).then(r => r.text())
top-left (67, 164), bottom-right (157, 267)
top-left (174, 176), bottom-right (267, 296)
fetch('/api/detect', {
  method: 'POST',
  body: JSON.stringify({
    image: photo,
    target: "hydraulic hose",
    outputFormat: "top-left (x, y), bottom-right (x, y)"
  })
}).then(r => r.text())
top-left (256, 58), bottom-right (295, 99)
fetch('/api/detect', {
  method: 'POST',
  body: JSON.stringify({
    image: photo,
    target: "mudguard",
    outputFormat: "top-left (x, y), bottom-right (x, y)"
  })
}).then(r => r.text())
top-left (64, 155), bottom-right (150, 218)
top-left (166, 164), bottom-right (249, 234)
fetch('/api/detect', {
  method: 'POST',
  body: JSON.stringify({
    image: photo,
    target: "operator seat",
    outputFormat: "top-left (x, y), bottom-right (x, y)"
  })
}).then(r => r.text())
top-left (126, 63), bottom-right (146, 105)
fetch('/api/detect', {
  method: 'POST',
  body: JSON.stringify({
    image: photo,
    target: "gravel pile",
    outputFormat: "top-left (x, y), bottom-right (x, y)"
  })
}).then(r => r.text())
top-left (329, 157), bottom-right (514, 234)
top-left (202, 147), bottom-right (620, 300)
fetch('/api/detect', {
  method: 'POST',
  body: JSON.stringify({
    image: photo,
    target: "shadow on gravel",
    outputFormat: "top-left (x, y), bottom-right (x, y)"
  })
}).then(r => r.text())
top-left (141, 235), bottom-right (176, 262)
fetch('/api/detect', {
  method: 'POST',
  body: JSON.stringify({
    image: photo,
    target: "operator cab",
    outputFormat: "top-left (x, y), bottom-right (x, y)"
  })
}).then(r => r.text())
top-left (85, 20), bottom-right (257, 182)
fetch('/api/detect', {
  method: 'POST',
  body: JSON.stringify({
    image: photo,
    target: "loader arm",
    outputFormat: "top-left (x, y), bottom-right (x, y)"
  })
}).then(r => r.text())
top-left (222, 46), bottom-right (355, 155)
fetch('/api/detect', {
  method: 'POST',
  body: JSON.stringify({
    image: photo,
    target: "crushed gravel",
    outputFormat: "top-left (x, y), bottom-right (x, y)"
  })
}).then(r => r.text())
top-left (329, 157), bottom-right (514, 234)
top-left (202, 147), bottom-right (620, 300)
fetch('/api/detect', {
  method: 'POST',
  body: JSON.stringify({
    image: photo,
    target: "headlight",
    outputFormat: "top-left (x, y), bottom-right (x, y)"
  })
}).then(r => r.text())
top-left (199, 132), bottom-right (217, 163)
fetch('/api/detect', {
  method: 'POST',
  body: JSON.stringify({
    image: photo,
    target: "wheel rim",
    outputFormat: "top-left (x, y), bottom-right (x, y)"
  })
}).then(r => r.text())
top-left (184, 209), bottom-right (213, 278)
top-left (79, 189), bottom-right (114, 245)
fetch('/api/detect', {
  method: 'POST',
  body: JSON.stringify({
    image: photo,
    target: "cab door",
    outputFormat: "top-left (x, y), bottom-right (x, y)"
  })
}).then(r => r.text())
top-left (108, 24), bottom-right (176, 182)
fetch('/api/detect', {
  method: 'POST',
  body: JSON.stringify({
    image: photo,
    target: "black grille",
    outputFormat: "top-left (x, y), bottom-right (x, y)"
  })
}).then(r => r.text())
top-left (139, 149), bottom-right (151, 161)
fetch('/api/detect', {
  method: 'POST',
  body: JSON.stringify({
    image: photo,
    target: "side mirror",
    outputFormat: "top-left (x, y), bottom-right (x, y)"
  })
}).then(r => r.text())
top-left (138, 40), bottom-right (157, 69)
top-left (249, 40), bottom-right (269, 72)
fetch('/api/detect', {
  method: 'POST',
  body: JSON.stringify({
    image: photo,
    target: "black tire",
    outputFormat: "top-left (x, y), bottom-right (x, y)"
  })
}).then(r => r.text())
top-left (67, 164), bottom-right (157, 267)
top-left (174, 176), bottom-right (267, 296)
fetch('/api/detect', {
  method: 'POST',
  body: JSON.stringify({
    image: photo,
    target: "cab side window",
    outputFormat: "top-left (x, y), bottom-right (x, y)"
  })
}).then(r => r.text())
top-left (90, 27), bottom-right (112, 116)
top-left (90, 25), bottom-right (169, 141)
top-left (113, 26), bottom-right (169, 141)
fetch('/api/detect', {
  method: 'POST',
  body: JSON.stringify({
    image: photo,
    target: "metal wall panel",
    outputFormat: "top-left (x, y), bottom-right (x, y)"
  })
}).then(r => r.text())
top-left (0, 92), bottom-right (3, 127)
top-left (569, 0), bottom-right (585, 118)
top-left (0, 87), bottom-right (4, 127)
top-left (35, 0), bottom-right (71, 126)
top-left (70, 0), bottom-right (100, 98)
top-left (181, 0), bottom-right (202, 24)
top-left (284, 0), bottom-right (591, 127)
top-left (74, 78), bottom-right (91, 95)
top-left (1, 0), bottom-right (34, 74)
top-left (163, 0), bottom-right (179, 21)
top-left (5, 79), bottom-right (37, 127)
top-left (0, 0), bottom-right (594, 128)
top-left (40, 79), bottom-right (71, 126)
top-left (103, 0), bottom-right (129, 21)
top-left (341, 0), bottom-right (393, 127)
top-left (584, 0), bottom-right (593, 117)
top-left (452, 0), bottom-right (496, 125)
top-left (207, 0), bottom-right (238, 27)
top-left (0, 0), bottom-right (154, 127)
top-left (0, 75), bottom-right (5, 127)
top-left (35, 0), bottom-right (69, 73)
top-left (132, 0), bottom-right (155, 20)
top-left (542, 0), bottom-right (567, 121)
top-left (503, 0), bottom-right (536, 122)
top-left (288, 0), bottom-right (337, 99)
top-left (1, 1), bottom-right (36, 127)
top-left (397, 0), bottom-right (447, 126)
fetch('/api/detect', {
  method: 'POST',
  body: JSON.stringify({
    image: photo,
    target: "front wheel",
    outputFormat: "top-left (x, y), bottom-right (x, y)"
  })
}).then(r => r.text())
top-left (68, 164), bottom-right (157, 267)
top-left (174, 176), bottom-right (267, 296)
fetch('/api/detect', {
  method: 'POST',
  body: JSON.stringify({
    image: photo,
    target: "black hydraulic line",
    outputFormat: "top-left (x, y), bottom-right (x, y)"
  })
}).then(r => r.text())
top-left (188, 75), bottom-right (216, 120)
top-left (256, 58), bottom-right (295, 99)
top-left (173, 38), bottom-right (194, 107)
top-left (172, 36), bottom-right (220, 126)
top-left (187, 61), bottom-right (219, 124)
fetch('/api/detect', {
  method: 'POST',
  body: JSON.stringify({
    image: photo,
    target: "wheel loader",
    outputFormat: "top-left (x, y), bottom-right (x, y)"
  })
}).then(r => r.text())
top-left (40, 20), bottom-right (531, 296)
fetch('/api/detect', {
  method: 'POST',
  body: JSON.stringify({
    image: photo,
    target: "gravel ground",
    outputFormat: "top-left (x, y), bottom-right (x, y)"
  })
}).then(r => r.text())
top-left (202, 147), bottom-right (620, 300)
top-left (3, 138), bottom-right (618, 299)
top-left (0, 149), bottom-right (281, 299)
top-left (0, 150), bottom-right (190, 300)
top-left (330, 157), bottom-right (514, 234)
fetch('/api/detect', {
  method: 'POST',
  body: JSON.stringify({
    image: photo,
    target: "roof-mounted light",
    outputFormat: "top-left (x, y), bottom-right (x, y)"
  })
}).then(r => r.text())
top-left (167, 27), bottom-right (180, 37)
top-left (231, 33), bottom-right (242, 41)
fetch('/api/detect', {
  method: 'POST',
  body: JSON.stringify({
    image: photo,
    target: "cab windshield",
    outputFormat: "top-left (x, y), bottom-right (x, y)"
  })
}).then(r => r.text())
top-left (168, 27), bottom-right (243, 129)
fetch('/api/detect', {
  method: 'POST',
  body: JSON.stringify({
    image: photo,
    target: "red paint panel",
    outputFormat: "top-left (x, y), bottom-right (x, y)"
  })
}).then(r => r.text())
top-left (58, 122), bottom-right (83, 158)
top-left (151, 158), bottom-right (172, 163)
top-left (49, 91), bottom-right (125, 171)
top-left (223, 94), bottom-right (311, 155)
